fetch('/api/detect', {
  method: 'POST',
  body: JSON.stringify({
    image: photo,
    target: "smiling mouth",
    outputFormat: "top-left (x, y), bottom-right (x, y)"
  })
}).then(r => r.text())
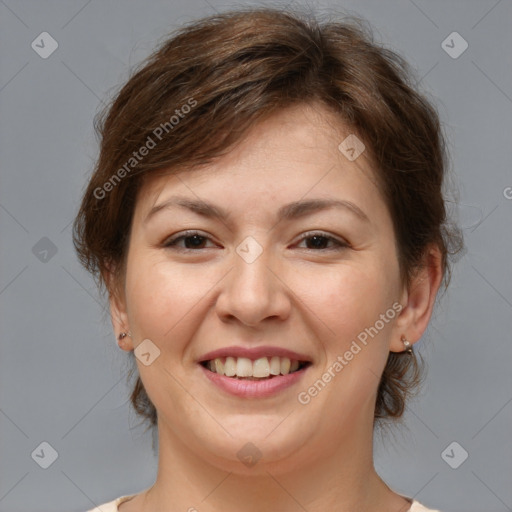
top-left (200, 356), bottom-right (311, 380)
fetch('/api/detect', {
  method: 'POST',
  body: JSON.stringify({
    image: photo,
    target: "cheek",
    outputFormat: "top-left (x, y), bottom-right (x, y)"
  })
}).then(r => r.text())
top-left (293, 265), bottom-right (399, 421)
top-left (301, 261), bottom-right (398, 335)
top-left (125, 249), bottom-right (219, 343)
top-left (123, 253), bottom-right (210, 407)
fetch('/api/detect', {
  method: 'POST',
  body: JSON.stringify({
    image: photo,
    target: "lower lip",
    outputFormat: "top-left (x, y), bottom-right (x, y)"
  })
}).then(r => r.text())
top-left (200, 364), bottom-right (309, 398)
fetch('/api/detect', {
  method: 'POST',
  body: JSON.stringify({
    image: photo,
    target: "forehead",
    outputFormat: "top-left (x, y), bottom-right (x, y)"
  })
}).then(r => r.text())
top-left (134, 103), bottom-right (385, 222)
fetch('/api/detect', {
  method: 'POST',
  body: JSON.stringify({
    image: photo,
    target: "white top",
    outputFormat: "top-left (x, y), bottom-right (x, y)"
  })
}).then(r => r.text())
top-left (87, 493), bottom-right (442, 511)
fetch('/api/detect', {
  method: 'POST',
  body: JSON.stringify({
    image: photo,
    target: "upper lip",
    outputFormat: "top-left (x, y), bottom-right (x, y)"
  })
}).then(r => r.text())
top-left (198, 346), bottom-right (313, 363)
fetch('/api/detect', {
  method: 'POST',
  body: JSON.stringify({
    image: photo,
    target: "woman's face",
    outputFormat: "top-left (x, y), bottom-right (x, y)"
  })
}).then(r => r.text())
top-left (113, 103), bottom-right (410, 474)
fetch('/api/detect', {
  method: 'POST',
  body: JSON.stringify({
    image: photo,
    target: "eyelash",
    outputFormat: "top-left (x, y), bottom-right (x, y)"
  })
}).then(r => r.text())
top-left (162, 230), bottom-right (349, 252)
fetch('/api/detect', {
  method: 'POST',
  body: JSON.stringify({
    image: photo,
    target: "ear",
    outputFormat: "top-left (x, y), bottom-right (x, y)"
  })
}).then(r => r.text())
top-left (389, 245), bottom-right (444, 352)
top-left (103, 263), bottom-right (134, 351)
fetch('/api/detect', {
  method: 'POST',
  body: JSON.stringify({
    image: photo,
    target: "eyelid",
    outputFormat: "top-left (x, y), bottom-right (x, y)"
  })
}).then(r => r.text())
top-left (293, 230), bottom-right (350, 249)
top-left (162, 230), bottom-right (218, 249)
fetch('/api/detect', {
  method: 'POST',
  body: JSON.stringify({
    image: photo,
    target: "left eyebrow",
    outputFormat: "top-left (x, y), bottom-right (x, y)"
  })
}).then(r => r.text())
top-left (144, 196), bottom-right (370, 225)
top-left (278, 198), bottom-right (370, 224)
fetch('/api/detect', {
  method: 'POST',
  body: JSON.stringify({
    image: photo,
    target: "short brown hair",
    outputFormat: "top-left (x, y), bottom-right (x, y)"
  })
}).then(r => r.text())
top-left (73, 7), bottom-right (463, 430)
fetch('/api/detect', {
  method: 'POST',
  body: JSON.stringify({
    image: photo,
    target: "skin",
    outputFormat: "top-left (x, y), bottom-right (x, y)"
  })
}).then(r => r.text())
top-left (109, 102), bottom-right (442, 512)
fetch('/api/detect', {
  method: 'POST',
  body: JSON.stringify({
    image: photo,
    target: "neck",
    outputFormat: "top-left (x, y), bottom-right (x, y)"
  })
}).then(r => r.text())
top-left (137, 413), bottom-right (408, 512)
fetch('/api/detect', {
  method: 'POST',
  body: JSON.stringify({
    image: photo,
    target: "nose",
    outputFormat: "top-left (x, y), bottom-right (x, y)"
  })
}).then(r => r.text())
top-left (215, 242), bottom-right (291, 327)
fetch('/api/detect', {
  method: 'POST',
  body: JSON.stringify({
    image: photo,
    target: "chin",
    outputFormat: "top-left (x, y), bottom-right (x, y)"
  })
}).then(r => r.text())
top-left (195, 419), bottom-right (313, 475)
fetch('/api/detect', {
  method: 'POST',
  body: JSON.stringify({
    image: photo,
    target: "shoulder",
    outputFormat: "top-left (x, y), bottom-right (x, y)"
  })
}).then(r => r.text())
top-left (85, 494), bottom-right (137, 512)
top-left (409, 499), bottom-right (442, 512)
top-left (85, 495), bottom-right (439, 512)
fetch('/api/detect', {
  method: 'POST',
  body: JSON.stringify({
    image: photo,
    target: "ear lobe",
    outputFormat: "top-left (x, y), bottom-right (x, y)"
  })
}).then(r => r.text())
top-left (103, 262), bottom-right (133, 350)
top-left (389, 245), bottom-right (444, 352)
top-left (109, 290), bottom-right (129, 337)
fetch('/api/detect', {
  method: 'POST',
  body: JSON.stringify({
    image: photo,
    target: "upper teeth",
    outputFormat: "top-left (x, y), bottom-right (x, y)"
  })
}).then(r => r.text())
top-left (206, 357), bottom-right (301, 377)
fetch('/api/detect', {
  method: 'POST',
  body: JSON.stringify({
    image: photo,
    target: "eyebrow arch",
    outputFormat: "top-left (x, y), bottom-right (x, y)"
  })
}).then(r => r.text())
top-left (144, 196), bottom-right (370, 224)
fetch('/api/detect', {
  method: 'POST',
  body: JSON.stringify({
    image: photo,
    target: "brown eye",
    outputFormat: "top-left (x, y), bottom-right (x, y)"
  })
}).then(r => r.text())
top-left (163, 231), bottom-right (216, 250)
top-left (296, 232), bottom-right (349, 250)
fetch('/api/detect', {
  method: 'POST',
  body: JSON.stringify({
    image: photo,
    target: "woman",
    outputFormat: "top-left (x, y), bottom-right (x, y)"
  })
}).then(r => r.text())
top-left (74, 7), bottom-right (462, 512)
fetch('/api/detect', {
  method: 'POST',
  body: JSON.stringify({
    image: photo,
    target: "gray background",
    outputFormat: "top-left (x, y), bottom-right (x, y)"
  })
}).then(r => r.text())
top-left (0, 1), bottom-right (511, 511)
